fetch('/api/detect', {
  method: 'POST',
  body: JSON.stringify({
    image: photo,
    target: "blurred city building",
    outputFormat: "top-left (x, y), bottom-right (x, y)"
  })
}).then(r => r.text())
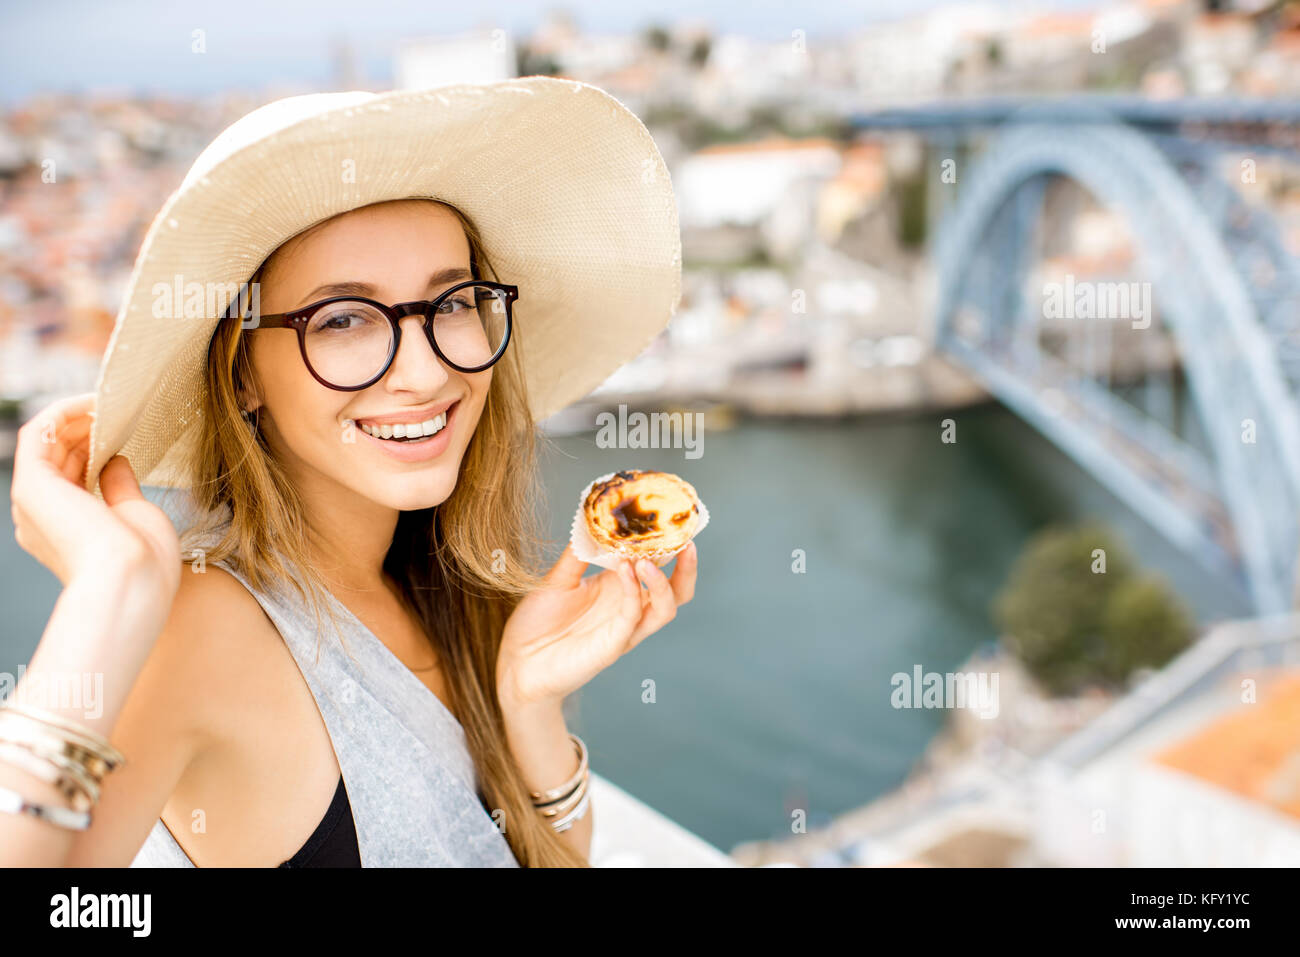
top-left (4, 0), bottom-right (1300, 866)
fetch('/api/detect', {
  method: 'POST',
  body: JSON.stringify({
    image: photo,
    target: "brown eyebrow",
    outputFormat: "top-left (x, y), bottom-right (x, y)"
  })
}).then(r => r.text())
top-left (293, 266), bottom-right (474, 309)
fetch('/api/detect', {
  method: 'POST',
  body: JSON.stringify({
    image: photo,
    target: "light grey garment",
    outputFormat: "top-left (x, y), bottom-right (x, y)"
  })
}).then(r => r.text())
top-left (130, 519), bottom-right (519, 868)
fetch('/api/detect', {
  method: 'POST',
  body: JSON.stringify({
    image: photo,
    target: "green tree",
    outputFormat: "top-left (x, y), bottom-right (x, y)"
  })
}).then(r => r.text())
top-left (992, 522), bottom-right (1192, 695)
top-left (1099, 574), bottom-right (1193, 684)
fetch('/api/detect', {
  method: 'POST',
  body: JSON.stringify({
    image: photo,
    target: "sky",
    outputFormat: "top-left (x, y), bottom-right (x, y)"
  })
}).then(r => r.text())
top-left (0, 0), bottom-right (1100, 105)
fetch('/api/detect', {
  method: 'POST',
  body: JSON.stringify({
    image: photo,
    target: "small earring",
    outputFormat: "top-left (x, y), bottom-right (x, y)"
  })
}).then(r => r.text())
top-left (241, 406), bottom-right (260, 434)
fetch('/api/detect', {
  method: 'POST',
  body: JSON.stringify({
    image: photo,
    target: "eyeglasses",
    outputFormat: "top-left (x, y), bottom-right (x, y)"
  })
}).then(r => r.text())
top-left (239, 280), bottom-right (517, 391)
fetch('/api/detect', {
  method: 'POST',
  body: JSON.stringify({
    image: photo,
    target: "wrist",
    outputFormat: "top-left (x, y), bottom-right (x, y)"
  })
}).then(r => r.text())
top-left (496, 658), bottom-right (565, 717)
top-left (500, 696), bottom-right (573, 776)
top-left (499, 690), bottom-right (566, 737)
top-left (497, 689), bottom-right (593, 849)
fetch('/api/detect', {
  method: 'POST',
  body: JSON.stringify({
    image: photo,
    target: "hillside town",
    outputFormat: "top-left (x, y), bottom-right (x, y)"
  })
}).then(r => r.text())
top-left (4, 0), bottom-right (1300, 447)
top-left (3, 0), bottom-right (1300, 869)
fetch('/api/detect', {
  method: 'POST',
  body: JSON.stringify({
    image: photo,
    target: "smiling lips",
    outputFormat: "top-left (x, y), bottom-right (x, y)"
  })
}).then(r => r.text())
top-left (349, 399), bottom-right (459, 442)
top-left (358, 412), bottom-right (448, 441)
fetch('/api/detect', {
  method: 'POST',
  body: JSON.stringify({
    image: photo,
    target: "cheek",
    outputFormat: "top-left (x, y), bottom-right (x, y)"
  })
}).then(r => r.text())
top-left (464, 371), bottom-right (493, 429)
top-left (254, 335), bottom-right (345, 440)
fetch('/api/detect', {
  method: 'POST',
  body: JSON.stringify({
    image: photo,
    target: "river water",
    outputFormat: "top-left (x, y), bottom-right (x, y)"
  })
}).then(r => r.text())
top-left (0, 403), bottom-right (1251, 854)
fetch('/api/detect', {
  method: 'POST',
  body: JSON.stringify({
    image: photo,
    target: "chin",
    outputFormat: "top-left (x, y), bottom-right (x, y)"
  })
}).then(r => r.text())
top-left (379, 471), bottom-right (459, 512)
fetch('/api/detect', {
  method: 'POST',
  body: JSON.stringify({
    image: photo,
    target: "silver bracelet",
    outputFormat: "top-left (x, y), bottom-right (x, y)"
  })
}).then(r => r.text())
top-left (0, 782), bottom-right (92, 831)
top-left (549, 785), bottom-right (591, 833)
top-left (528, 733), bottom-right (588, 804)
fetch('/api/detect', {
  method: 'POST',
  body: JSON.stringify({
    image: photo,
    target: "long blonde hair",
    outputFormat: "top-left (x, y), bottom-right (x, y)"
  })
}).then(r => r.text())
top-left (187, 198), bottom-right (587, 867)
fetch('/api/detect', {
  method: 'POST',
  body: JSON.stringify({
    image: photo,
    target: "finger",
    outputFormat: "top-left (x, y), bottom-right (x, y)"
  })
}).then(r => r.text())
top-left (668, 542), bottom-right (697, 606)
top-left (55, 408), bottom-right (93, 442)
top-left (13, 393), bottom-right (95, 474)
top-left (99, 454), bottom-right (145, 507)
top-left (616, 558), bottom-right (641, 622)
top-left (49, 413), bottom-right (93, 475)
top-left (62, 442), bottom-right (89, 487)
top-left (36, 392), bottom-right (95, 432)
top-left (625, 558), bottom-right (677, 651)
top-left (541, 541), bottom-right (590, 589)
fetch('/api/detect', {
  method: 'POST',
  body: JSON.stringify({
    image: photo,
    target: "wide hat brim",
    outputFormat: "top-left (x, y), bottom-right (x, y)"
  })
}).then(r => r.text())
top-left (84, 76), bottom-right (681, 499)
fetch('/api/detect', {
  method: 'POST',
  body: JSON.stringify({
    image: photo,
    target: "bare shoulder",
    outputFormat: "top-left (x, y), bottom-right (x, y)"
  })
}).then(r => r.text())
top-left (156, 563), bottom-right (288, 734)
top-left (116, 562), bottom-right (291, 763)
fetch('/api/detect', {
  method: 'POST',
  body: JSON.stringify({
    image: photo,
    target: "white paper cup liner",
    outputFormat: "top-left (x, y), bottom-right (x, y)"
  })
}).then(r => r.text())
top-left (569, 470), bottom-right (710, 570)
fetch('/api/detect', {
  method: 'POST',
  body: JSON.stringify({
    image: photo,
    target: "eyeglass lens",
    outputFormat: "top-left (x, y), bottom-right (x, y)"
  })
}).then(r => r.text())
top-left (303, 285), bottom-right (509, 386)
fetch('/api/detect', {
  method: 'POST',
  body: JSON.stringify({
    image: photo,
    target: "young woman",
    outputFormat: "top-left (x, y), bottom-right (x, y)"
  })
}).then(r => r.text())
top-left (1, 80), bottom-right (692, 867)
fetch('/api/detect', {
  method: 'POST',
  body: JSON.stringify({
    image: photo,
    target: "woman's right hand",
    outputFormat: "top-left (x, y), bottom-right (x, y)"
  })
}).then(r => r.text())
top-left (9, 392), bottom-right (181, 604)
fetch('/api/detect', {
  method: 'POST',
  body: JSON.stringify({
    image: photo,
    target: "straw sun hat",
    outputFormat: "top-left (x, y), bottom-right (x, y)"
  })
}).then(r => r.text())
top-left (81, 75), bottom-right (682, 500)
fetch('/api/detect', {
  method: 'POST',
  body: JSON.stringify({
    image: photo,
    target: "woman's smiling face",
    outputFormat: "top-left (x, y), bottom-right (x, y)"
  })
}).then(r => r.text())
top-left (244, 199), bottom-right (492, 511)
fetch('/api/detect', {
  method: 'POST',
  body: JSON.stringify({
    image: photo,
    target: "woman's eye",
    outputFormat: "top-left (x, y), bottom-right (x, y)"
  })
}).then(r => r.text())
top-left (316, 312), bottom-right (362, 331)
top-left (437, 297), bottom-right (472, 314)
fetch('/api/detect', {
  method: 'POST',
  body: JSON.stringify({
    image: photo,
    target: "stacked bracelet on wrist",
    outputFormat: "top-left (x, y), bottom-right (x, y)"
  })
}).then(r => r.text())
top-left (530, 733), bottom-right (591, 833)
top-left (0, 701), bottom-right (126, 831)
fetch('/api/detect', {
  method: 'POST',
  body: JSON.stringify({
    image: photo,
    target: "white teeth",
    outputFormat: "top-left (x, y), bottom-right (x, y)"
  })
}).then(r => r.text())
top-left (358, 412), bottom-right (448, 440)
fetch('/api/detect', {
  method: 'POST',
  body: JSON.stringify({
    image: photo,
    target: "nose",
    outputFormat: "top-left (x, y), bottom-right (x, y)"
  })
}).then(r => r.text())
top-left (382, 315), bottom-right (451, 392)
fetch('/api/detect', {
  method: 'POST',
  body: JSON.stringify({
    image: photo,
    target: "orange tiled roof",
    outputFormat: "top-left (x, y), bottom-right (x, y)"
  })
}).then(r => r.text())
top-left (1152, 671), bottom-right (1300, 820)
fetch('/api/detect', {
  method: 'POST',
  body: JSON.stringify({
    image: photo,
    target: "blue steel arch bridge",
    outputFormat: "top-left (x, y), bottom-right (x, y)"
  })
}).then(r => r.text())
top-left (850, 97), bottom-right (1300, 615)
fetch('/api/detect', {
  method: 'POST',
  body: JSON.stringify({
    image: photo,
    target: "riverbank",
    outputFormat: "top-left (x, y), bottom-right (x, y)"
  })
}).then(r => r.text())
top-left (728, 644), bottom-right (1120, 867)
top-left (538, 353), bottom-right (989, 435)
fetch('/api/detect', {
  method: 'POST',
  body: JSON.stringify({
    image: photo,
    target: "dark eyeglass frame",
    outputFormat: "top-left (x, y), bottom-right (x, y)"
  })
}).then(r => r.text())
top-left (239, 279), bottom-right (518, 391)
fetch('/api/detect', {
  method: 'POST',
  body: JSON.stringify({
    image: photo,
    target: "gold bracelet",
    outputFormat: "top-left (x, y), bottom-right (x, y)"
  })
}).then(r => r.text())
top-left (0, 704), bottom-right (124, 772)
top-left (0, 716), bottom-right (116, 790)
top-left (0, 717), bottom-right (117, 782)
top-left (535, 771), bottom-right (589, 819)
top-left (0, 742), bottom-right (97, 812)
top-left (528, 733), bottom-right (587, 804)
top-left (532, 764), bottom-right (585, 807)
top-left (549, 785), bottom-right (591, 833)
top-left (0, 731), bottom-right (104, 802)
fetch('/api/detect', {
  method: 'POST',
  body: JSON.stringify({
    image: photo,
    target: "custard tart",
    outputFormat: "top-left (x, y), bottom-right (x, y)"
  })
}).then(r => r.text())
top-left (570, 469), bottom-right (708, 568)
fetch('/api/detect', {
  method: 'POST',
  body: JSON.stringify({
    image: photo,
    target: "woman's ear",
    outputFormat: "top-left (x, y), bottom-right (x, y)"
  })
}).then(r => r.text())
top-left (236, 390), bottom-right (263, 415)
top-left (234, 365), bottom-right (264, 414)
